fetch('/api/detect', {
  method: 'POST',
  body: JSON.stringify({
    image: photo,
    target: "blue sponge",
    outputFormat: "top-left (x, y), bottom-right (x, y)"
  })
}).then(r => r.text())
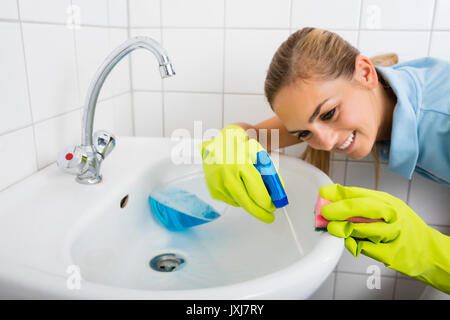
top-left (149, 187), bottom-right (221, 231)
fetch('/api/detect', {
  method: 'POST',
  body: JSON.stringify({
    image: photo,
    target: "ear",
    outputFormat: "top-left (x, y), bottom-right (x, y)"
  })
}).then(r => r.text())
top-left (354, 55), bottom-right (378, 90)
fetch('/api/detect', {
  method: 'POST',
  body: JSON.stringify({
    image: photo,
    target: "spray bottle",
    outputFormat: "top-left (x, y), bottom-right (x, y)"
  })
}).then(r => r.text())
top-left (149, 150), bottom-right (288, 231)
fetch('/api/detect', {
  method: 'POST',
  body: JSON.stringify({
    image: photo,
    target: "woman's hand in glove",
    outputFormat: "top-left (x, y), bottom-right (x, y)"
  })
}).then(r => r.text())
top-left (320, 184), bottom-right (450, 293)
top-left (198, 125), bottom-right (276, 223)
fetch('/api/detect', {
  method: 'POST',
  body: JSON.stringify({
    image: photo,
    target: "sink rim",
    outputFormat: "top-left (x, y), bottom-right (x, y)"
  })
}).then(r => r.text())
top-left (0, 136), bottom-right (344, 299)
top-left (64, 146), bottom-right (344, 298)
top-left (0, 232), bottom-right (342, 299)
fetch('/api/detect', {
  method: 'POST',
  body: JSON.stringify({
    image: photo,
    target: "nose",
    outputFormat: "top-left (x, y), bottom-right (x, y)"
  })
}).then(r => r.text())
top-left (313, 127), bottom-right (338, 151)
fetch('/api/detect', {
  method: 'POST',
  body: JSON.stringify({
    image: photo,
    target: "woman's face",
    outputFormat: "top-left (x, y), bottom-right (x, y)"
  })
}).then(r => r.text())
top-left (273, 72), bottom-right (383, 160)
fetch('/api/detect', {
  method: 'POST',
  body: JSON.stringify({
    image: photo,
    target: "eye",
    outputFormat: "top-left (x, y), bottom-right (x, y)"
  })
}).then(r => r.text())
top-left (297, 130), bottom-right (310, 140)
top-left (321, 107), bottom-right (336, 121)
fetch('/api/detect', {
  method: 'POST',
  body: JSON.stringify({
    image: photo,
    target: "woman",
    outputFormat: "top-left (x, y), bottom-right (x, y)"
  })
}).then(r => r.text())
top-left (199, 28), bottom-right (449, 293)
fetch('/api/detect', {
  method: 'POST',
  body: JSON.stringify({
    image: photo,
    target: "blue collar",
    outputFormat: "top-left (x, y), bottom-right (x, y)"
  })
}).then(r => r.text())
top-left (375, 65), bottom-right (419, 179)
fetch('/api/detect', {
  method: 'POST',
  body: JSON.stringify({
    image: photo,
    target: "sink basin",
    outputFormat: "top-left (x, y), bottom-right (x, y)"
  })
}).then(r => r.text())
top-left (0, 136), bottom-right (343, 299)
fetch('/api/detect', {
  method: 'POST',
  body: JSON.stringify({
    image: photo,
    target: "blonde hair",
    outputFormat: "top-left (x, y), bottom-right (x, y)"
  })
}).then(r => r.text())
top-left (264, 27), bottom-right (398, 189)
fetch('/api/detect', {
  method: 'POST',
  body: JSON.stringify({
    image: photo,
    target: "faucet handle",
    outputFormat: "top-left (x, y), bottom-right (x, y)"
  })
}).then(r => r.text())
top-left (93, 130), bottom-right (116, 159)
top-left (57, 145), bottom-right (87, 175)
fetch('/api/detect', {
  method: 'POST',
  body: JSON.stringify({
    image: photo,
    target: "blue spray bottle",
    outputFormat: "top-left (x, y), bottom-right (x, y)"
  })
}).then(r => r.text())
top-left (253, 150), bottom-right (288, 208)
top-left (149, 150), bottom-right (288, 231)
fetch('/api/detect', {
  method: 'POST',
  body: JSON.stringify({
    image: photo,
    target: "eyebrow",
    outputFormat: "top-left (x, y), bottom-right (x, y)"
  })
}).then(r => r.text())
top-left (287, 98), bottom-right (330, 134)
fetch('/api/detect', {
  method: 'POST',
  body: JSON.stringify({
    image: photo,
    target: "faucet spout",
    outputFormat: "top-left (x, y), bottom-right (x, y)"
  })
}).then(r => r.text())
top-left (82, 36), bottom-right (175, 146)
top-left (57, 36), bottom-right (175, 184)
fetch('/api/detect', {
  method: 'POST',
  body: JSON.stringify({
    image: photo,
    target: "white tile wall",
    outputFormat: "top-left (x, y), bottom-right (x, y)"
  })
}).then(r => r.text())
top-left (291, 0), bottom-right (361, 29)
top-left (163, 28), bottom-right (224, 92)
top-left (33, 109), bottom-right (81, 169)
top-left (308, 272), bottom-right (335, 300)
top-left (128, 0), bottom-right (160, 27)
top-left (22, 23), bottom-right (80, 122)
top-left (346, 162), bottom-right (410, 202)
top-left (0, 0), bottom-right (19, 19)
top-left (162, 0), bottom-right (224, 28)
top-left (0, 0), bottom-right (133, 192)
top-left (434, 0), bottom-right (450, 29)
top-left (163, 92), bottom-right (222, 137)
top-left (223, 94), bottom-right (276, 126)
top-left (111, 93), bottom-right (133, 136)
top-left (0, 127), bottom-right (37, 191)
top-left (19, 0), bottom-right (71, 24)
top-left (224, 29), bottom-right (289, 94)
top-left (71, 0), bottom-right (109, 26)
top-left (226, 0), bottom-right (290, 29)
top-left (429, 32), bottom-right (450, 60)
top-left (337, 245), bottom-right (397, 277)
top-left (328, 160), bottom-right (346, 185)
top-left (394, 278), bottom-right (428, 299)
top-left (408, 173), bottom-right (450, 226)
top-left (335, 273), bottom-right (396, 299)
top-left (361, 0), bottom-right (435, 30)
top-left (359, 30), bottom-right (430, 62)
top-left (133, 91), bottom-right (163, 136)
top-left (108, 0), bottom-right (128, 27)
top-left (1, 0), bottom-right (449, 300)
top-left (94, 99), bottom-right (116, 134)
top-left (93, 93), bottom-right (134, 136)
top-left (0, 22), bottom-right (31, 135)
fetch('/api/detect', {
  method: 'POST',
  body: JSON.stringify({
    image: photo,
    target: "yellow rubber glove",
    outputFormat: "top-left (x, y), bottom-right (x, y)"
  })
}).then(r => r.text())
top-left (320, 184), bottom-right (450, 294)
top-left (198, 125), bottom-right (276, 223)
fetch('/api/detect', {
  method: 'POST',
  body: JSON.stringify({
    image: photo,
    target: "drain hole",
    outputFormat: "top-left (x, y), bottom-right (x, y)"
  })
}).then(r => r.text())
top-left (120, 195), bottom-right (129, 208)
top-left (150, 253), bottom-right (185, 272)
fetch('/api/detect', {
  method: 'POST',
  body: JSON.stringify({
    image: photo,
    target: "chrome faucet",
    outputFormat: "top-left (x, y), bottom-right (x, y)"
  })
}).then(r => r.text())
top-left (57, 36), bottom-right (175, 184)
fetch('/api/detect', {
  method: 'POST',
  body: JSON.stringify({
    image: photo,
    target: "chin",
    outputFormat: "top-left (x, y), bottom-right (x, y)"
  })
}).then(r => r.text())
top-left (348, 152), bottom-right (366, 160)
top-left (348, 145), bottom-right (372, 160)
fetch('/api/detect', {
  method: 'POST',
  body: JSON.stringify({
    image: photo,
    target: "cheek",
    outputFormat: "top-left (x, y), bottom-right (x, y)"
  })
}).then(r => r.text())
top-left (306, 139), bottom-right (322, 150)
top-left (340, 111), bottom-right (360, 128)
top-left (342, 100), bottom-right (375, 132)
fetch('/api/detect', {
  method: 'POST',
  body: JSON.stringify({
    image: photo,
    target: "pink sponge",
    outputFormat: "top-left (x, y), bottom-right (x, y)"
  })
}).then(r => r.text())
top-left (315, 194), bottom-right (383, 231)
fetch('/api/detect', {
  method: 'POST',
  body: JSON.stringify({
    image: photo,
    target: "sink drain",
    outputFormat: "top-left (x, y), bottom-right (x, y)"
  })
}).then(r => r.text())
top-left (150, 253), bottom-right (185, 272)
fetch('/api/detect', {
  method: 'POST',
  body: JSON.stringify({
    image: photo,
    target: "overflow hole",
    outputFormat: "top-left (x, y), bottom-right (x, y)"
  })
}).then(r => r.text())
top-left (120, 195), bottom-right (129, 208)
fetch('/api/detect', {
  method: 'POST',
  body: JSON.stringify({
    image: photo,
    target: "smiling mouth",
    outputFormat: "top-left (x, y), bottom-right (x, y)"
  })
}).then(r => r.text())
top-left (337, 131), bottom-right (355, 151)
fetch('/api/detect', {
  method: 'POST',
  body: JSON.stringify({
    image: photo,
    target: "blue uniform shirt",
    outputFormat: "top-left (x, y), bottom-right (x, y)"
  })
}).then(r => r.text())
top-left (375, 57), bottom-right (450, 185)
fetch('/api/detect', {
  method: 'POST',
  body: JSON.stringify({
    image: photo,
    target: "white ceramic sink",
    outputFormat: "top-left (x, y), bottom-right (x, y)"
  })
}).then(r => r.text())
top-left (0, 137), bottom-right (343, 299)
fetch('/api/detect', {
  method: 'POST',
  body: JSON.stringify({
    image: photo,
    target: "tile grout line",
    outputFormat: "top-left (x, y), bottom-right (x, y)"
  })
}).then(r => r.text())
top-left (0, 91), bottom-right (131, 138)
top-left (90, 24), bottom-right (450, 32)
top-left (288, 0), bottom-right (293, 33)
top-left (221, 0), bottom-right (226, 129)
top-left (332, 0), bottom-right (366, 300)
top-left (15, 0), bottom-right (39, 172)
top-left (427, 0), bottom-right (438, 56)
top-left (295, 0), bottom-right (341, 300)
top-left (0, 17), bottom-right (127, 29)
top-left (391, 176), bottom-right (413, 298)
top-left (133, 89), bottom-right (266, 95)
top-left (2, 18), bottom-right (450, 33)
top-left (356, 0), bottom-right (364, 46)
top-left (395, 0), bottom-right (436, 300)
top-left (0, 160), bottom-right (56, 194)
top-left (279, 0), bottom-right (295, 156)
top-left (125, 0), bottom-right (136, 136)
top-left (69, 0), bottom-right (83, 147)
top-left (160, 0), bottom-right (165, 138)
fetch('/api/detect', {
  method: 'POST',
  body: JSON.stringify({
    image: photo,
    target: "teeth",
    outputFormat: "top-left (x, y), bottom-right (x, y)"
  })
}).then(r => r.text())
top-left (338, 132), bottom-right (354, 150)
